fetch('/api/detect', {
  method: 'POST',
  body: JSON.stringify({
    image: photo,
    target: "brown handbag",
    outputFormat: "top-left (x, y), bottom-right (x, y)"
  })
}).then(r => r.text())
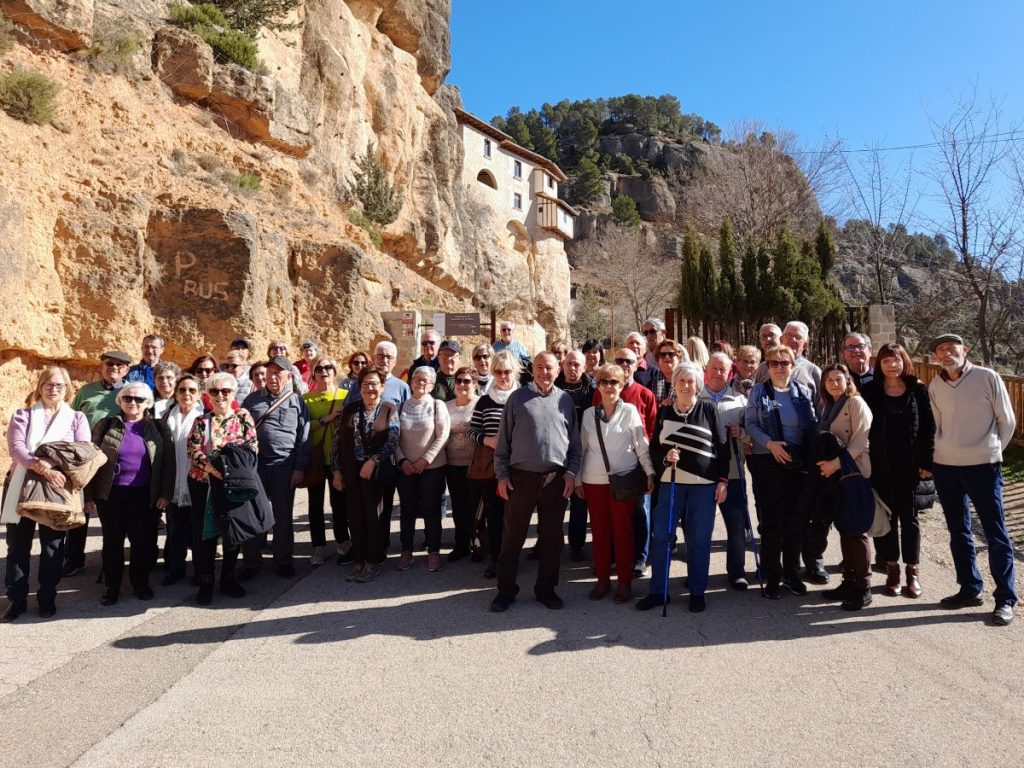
top-left (466, 443), bottom-right (495, 481)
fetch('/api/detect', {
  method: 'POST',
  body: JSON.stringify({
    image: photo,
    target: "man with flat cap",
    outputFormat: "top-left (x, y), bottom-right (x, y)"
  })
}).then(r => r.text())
top-left (431, 340), bottom-right (462, 401)
top-left (928, 333), bottom-right (1017, 626)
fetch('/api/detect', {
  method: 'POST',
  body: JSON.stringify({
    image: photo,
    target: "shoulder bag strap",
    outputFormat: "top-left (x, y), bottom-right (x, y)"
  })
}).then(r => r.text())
top-left (593, 409), bottom-right (612, 474)
top-left (254, 392), bottom-right (292, 430)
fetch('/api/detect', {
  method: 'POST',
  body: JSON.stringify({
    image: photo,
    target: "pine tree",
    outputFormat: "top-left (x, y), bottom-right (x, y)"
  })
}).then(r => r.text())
top-left (717, 217), bottom-right (740, 316)
top-left (611, 194), bottom-right (642, 227)
top-left (572, 156), bottom-right (605, 206)
top-left (349, 142), bottom-right (402, 226)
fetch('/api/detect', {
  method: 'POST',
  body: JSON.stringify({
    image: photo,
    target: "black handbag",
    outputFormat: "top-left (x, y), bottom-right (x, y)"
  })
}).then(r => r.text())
top-left (593, 409), bottom-right (649, 501)
top-left (913, 476), bottom-right (937, 511)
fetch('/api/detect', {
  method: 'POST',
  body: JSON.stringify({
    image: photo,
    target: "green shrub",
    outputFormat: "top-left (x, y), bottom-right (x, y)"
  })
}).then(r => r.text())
top-left (0, 12), bottom-right (14, 55)
top-left (236, 171), bottom-right (261, 191)
top-left (0, 69), bottom-right (58, 125)
top-left (78, 17), bottom-right (144, 76)
top-left (348, 142), bottom-right (402, 227)
top-left (168, 3), bottom-right (261, 72)
top-left (207, 0), bottom-right (301, 36)
top-left (345, 209), bottom-right (383, 249)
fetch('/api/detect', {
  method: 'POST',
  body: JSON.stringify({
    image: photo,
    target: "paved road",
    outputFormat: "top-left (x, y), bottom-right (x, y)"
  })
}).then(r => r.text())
top-left (1, 494), bottom-right (1021, 768)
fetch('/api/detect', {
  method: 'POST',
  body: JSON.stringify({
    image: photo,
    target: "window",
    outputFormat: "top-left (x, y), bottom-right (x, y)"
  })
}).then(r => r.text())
top-left (513, 193), bottom-right (523, 210)
top-left (476, 169), bottom-right (498, 190)
top-left (483, 139), bottom-right (491, 157)
top-left (547, 174), bottom-right (555, 189)
top-left (513, 160), bottom-right (522, 178)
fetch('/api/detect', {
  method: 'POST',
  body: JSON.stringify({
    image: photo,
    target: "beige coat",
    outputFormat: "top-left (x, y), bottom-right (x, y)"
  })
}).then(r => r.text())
top-left (825, 395), bottom-right (872, 477)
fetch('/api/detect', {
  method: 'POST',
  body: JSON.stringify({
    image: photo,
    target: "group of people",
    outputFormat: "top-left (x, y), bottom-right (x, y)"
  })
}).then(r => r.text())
top-left (2, 322), bottom-right (1018, 627)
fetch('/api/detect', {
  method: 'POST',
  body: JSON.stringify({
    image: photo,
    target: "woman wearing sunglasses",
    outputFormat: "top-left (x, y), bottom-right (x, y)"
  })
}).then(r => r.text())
top-left (189, 354), bottom-right (220, 411)
top-left (744, 344), bottom-right (819, 600)
top-left (86, 382), bottom-right (174, 606)
top-left (303, 356), bottom-right (349, 566)
top-left (444, 366), bottom-right (481, 562)
top-left (160, 373), bottom-right (204, 587)
top-left (340, 351), bottom-right (370, 393)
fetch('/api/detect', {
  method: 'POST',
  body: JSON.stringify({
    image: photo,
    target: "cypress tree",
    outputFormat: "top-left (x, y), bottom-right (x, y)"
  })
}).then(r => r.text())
top-left (740, 239), bottom-right (759, 321)
top-left (698, 241), bottom-right (717, 322)
top-left (815, 220), bottom-right (837, 278)
top-left (679, 226), bottom-right (702, 321)
top-left (718, 217), bottom-right (739, 316)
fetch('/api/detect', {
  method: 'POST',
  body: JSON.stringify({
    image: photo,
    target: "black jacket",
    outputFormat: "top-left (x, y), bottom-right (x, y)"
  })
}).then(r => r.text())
top-left (209, 443), bottom-right (274, 547)
top-left (861, 376), bottom-right (934, 474)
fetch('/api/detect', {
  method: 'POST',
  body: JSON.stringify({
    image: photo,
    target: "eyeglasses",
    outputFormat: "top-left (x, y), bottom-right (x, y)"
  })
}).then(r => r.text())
top-left (658, 351), bottom-right (678, 359)
top-left (351, 359), bottom-right (368, 367)
top-left (473, 354), bottom-right (490, 361)
top-left (493, 370), bottom-right (513, 376)
top-left (614, 358), bottom-right (637, 366)
top-left (42, 383), bottom-right (66, 389)
top-left (598, 379), bottom-right (621, 387)
top-left (103, 360), bottom-right (128, 367)
top-left (196, 367), bottom-right (215, 375)
top-left (208, 388), bottom-right (233, 396)
top-left (643, 329), bottom-right (660, 336)
top-left (314, 365), bottom-right (335, 373)
top-left (177, 386), bottom-right (199, 394)
top-left (269, 345), bottom-right (288, 352)
top-left (375, 354), bottom-right (395, 361)
top-left (222, 363), bottom-right (240, 370)
top-left (122, 396), bottom-right (147, 404)
top-left (767, 360), bottom-right (793, 369)
top-left (455, 378), bottom-right (474, 385)
top-left (843, 344), bottom-right (867, 352)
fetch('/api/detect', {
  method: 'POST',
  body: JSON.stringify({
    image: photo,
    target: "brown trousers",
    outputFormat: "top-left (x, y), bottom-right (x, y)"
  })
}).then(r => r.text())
top-left (497, 469), bottom-right (567, 599)
top-left (839, 533), bottom-right (871, 590)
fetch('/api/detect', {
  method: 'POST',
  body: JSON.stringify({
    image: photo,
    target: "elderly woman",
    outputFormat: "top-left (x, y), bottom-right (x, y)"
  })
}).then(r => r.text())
top-left (2, 366), bottom-right (90, 621)
top-left (469, 350), bottom-right (520, 578)
top-left (579, 363), bottom-right (655, 604)
top-left (651, 339), bottom-right (686, 406)
top-left (445, 366), bottom-right (481, 562)
top-left (303, 355), bottom-right (349, 566)
top-left (160, 372), bottom-right (204, 587)
top-left (331, 366), bottom-right (400, 583)
top-left (733, 345), bottom-right (761, 396)
top-left (221, 350), bottom-right (252, 403)
top-left (549, 340), bottom-right (570, 364)
top-left (87, 382), bottom-right (174, 606)
top-left (152, 361), bottom-right (182, 418)
top-left (581, 339), bottom-right (605, 377)
top-left (812, 364), bottom-right (873, 610)
top-left (861, 342), bottom-right (934, 598)
top-left (395, 365), bottom-right (451, 572)
top-left (339, 351), bottom-right (370, 393)
top-left (471, 343), bottom-right (494, 395)
top-left (186, 372), bottom-right (255, 605)
top-left (248, 360), bottom-right (268, 395)
top-left (744, 344), bottom-right (819, 600)
top-left (637, 362), bottom-right (728, 613)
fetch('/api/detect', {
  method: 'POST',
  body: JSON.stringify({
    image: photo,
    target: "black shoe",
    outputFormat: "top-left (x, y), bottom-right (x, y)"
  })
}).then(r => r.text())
top-left (803, 566), bottom-right (829, 585)
top-left (635, 594), bottom-right (668, 611)
top-left (940, 589), bottom-right (984, 609)
top-left (447, 547), bottom-right (471, 563)
top-left (100, 588), bottom-right (119, 606)
top-left (62, 562), bottom-right (84, 578)
top-left (134, 586), bottom-right (154, 601)
top-left (535, 592), bottom-right (563, 610)
top-left (570, 548), bottom-right (586, 563)
top-left (276, 564), bottom-right (297, 579)
top-left (730, 576), bottom-right (749, 591)
top-left (821, 582), bottom-right (854, 602)
top-left (783, 576), bottom-right (808, 596)
top-left (219, 581), bottom-right (246, 598)
top-left (688, 595), bottom-right (706, 613)
top-left (197, 583), bottom-right (214, 606)
top-left (470, 548), bottom-right (484, 563)
top-left (525, 547), bottom-right (539, 561)
top-left (1, 600), bottom-right (27, 622)
top-left (237, 566), bottom-right (259, 583)
top-left (161, 571), bottom-right (185, 587)
top-left (190, 574), bottom-right (202, 587)
top-left (841, 590), bottom-right (872, 611)
top-left (483, 562), bottom-right (497, 579)
top-left (336, 551), bottom-right (355, 565)
top-left (763, 582), bottom-right (782, 600)
top-left (38, 600), bottom-right (56, 619)
top-left (490, 594), bottom-right (514, 613)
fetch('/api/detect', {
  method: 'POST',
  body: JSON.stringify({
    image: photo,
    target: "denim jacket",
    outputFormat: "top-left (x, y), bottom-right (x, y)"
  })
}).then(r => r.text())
top-left (744, 380), bottom-right (818, 455)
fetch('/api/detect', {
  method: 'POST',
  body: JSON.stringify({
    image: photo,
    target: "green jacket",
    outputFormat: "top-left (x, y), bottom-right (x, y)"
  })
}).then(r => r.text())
top-left (86, 414), bottom-right (175, 504)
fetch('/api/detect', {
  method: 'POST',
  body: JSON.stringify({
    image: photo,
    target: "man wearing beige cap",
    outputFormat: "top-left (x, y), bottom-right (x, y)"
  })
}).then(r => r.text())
top-left (928, 333), bottom-right (1017, 625)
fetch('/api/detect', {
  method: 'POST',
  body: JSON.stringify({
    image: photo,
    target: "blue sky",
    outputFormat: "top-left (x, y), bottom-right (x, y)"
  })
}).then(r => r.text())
top-left (450, 1), bottom-right (1023, 227)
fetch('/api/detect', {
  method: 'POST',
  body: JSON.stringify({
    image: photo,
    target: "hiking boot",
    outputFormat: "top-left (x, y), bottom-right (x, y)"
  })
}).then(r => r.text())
top-left (841, 589), bottom-right (872, 611)
top-left (993, 603), bottom-right (1015, 626)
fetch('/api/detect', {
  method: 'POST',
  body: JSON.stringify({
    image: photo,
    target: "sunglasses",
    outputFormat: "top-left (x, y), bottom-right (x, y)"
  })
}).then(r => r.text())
top-left (270, 345), bottom-right (288, 352)
top-left (643, 329), bottom-right (660, 336)
top-left (767, 360), bottom-right (793, 369)
top-left (598, 379), bottom-right (621, 387)
top-left (658, 351), bottom-right (678, 359)
top-left (493, 370), bottom-right (513, 376)
top-left (208, 388), bottom-right (233, 396)
top-left (422, 340), bottom-right (437, 346)
top-left (455, 378), bottom-right (474, 385)
top-left (196, 367), bottom-right (215, 375)
top-left (473, 354), bottom-right (490, 361)
top-left (176, 386), bottom-right (199, 394)
top-left (351, 360), bottom-right (368, 367)
top-left (614, 358), bottom-right (637, 366)
top-left (103, 360), bottom-right (128, 367)
top-left (314, 365), bottom-right (335, 373)
top-left (222, 363), bottom-right (240, 370)
top-left (122, 396), bottom-right (147, 404)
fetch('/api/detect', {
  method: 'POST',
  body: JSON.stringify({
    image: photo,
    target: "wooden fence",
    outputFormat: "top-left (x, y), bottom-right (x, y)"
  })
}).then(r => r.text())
top-left (912, 358), bottom-right (1024, 444)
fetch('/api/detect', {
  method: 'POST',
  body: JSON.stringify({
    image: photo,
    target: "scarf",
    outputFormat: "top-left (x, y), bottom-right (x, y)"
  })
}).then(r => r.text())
top-left (165, 402), bottom-right (203, 506)
top-left (488, 385), bottom-right (516, 405)
top-left (820, 395), bottom-right (848, 430)
top-left (1, 402), bottom-right (75, 524)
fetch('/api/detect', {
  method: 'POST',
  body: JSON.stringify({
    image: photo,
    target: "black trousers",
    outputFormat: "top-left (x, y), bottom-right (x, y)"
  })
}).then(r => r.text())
top-left (747, 454), bottom-right (809, 584)
top-left (346, 475), bottom-right (386, 566)
top-left (306, 476), bottom-right (348, 548)
top-left (398, 467), bottom-right (447, 553)
top-left (97, 485), bottom-right (158, 593)
top-left (480, 479), bottom-right (504, 564)
top-left (163, 502), bottom-right (193, 579)
top-left (802, 432), bottom-right (845, 572)
top-left (63, 510), bottom-right (90, 570)
top-left (445, 464), bottom-right (482, 554)
top-left (243, 462), bottom-right (296, 569)
top-left (187, 479), bottom-right (238, 583)
top-left (5, 517), bottom-right (65, 605)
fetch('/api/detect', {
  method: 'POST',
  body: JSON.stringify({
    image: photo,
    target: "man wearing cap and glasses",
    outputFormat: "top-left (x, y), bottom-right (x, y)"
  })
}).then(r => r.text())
top-left (240, 356), bottom-right (311, 580)
top-left (928, 333), bottom-right (1017, 626)
top-left (406, 330), bottom-right (442, 384)
top-left (63, 350), bottom-right (132, 577)
top-left (431, 341), bottom-right (462, 401)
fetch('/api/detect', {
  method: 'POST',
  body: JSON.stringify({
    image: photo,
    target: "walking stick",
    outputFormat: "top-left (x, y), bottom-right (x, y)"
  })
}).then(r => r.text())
top-left (662, 465), bottom-right (677, 618)
top-left (732, 437), bottom-right (764, 595)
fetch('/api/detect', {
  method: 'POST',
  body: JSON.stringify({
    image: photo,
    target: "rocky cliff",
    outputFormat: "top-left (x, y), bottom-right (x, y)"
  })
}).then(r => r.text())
top-left (0, 0), bottom-right (570, 464)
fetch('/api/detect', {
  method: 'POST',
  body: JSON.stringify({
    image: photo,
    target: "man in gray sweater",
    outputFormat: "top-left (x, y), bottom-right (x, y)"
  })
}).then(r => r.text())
top-left (492, 352), bottom-right (581, 612)
top-left (928, 334), bottom-right (1017, 625)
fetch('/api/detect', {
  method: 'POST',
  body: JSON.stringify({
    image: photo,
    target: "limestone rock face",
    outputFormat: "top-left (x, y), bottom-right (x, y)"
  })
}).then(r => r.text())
top-left (0, 0), bottom-right (94, 50)
top-left (0, 0), bottom-right (570, 471)
top-left (616, 175), bottom-right (676, 222)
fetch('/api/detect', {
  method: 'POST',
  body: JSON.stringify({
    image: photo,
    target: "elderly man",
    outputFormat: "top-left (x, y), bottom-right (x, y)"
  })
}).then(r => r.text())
top-left (624, 332), bottom-right (654, 389)
top-left (230, 337), bottom-right (252, 360)
top-left (126, 334), bottom-right (165, 391)
top-left (557, 350), bottom-right (596, 561)
top-left (266, 340), bottom-right (307, 394)
top-left (842, 332), bottom-right (874, 390)
top-left (407, 330), bottom-right (441, 383)
top-left (699, 352), bottom-right (751, 589)
top-left (63, 349), bottom-right (131, 577)
top-left (431, 340), bottom-right (462, 401)
top-left (734, 345), bottom-right (761, 396)
top-left (928, 334), bottom-right (1017, 626)
top-left (492, 320), bottom-right (530, 363)
top-left (240, 356), bottom-right (311, 580)
top-left (754, 321), bottom-right (821, 400)
top-left (759, 323), bottom-right (782, 355)
top-left (491, 352), bottom-right (581, 612)
top-left (642, 318), bottom-right (667, 367)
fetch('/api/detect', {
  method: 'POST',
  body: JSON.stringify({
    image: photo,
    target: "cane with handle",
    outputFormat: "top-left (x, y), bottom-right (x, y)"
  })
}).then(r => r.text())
top-left (731, 437), bottom-right (764, 595)
top-left (662, 465), bottom-right (677, 618)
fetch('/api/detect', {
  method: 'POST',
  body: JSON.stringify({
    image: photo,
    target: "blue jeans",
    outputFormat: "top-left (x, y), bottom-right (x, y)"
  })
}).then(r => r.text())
top-left (634, 494), bottom-right (651, 565)
top-left (649, 482), bottom-right (717, 598)
top-left (719, 479), bottom-right (748, 579)
top-left (933, 462), bottom-right (1017, 606)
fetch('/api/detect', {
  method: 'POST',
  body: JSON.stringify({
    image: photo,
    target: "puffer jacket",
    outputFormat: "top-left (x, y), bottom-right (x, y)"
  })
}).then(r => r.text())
top-left (17, 441), bottom-right (108, 530)
top-left (86, 415), bottom-right (175, 504)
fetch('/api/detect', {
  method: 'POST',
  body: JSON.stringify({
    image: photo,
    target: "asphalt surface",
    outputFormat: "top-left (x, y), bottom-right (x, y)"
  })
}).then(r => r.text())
top-left (1, 492), bottom-right (1021, 768)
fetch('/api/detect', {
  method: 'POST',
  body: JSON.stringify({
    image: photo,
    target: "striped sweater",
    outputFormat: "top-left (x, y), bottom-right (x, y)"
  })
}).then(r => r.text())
top-left (650, 402), bottom-right (729, 485)
top-left (469, 392), bottom-right (507, 444)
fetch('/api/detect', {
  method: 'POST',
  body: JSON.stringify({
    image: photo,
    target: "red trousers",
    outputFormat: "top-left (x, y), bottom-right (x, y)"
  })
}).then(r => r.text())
top-left (584, 483), bottom-right (635, 583)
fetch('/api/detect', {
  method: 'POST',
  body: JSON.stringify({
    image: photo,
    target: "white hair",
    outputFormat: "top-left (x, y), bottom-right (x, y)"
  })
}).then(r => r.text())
top-left (643, 318), bottom-right (666, 331)
top-left (116, 382), bottom-right (155, 410)
top-left (671, 361), bottom-right (705, 387)
top-left (784, 321), bottom-right (809, 337)
top-left (708, 351), bottom-right (733, 368)
top-left (760, 323), bottom-right (782, 335)
top-left (207, 372), bottom-right (238, 392)
top-left (843, 332), bottom-right (871, 347)
top-left (422, 330), bottom-right (440, 342)
top-left (374, 340), bottom-right (398, 357)
top-left (410, 365), bottom-right (438, 385)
